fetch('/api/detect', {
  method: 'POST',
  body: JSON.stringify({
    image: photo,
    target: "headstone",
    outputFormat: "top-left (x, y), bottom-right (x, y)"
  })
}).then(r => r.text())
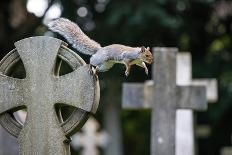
top-left (122, 47), bottom-right (207, 155)
top-left (71, 117), bottom-right (109, 155)
top-left (176, 52), bottom-right (218, 155)
top-left (0, 37), bottom-right (100, 155)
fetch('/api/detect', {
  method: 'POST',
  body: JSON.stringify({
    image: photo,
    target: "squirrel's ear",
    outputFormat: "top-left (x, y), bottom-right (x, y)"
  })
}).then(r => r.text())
top-left (146, 47), bottom-right (150, 51)
top-left (141, 46), bottom-right (146, 53)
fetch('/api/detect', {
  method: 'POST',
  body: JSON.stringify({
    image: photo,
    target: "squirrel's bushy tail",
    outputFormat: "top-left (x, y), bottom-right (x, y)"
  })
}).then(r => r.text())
top-left (48, 18), bottom-right (101, 55)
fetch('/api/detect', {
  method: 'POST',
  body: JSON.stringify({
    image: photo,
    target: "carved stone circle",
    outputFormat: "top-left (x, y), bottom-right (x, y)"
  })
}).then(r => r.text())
top-left (0, 36), bottom-right (100, 154)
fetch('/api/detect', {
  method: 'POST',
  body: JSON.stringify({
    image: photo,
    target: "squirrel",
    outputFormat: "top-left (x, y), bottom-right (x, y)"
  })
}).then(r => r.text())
top-left (48, 18), bottom-right (153, 76)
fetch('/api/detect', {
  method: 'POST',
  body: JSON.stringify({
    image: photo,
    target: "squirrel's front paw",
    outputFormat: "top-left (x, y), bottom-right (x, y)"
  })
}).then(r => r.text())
top-left (88, 65), bottom-right (98, 80)
top-left (145, 68), bottom-right (149, 75)
top-left (125, 70), bottom-right (130, 77)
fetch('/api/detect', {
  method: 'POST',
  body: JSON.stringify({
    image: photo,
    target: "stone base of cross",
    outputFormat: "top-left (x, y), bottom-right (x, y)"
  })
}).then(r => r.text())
top-left (122, 47), bottom-right (208, 155)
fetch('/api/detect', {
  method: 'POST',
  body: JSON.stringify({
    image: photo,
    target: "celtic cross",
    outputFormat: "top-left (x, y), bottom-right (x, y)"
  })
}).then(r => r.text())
top-left (0, 37), bottom-right (99, 155)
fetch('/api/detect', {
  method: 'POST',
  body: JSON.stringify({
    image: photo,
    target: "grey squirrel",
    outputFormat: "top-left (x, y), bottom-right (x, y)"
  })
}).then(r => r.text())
top-left (48, 18), bottom-right (153, 76)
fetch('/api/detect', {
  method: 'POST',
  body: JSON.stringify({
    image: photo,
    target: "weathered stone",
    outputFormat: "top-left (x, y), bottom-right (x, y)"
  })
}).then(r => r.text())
top-left (0, 36), bottom-right (100, 155)
top-left (122, 48), bottom-right (207, 155)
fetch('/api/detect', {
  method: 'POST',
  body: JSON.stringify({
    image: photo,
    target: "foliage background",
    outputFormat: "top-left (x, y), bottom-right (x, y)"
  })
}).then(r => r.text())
top-left (0, 0), bottom-right (231, 155)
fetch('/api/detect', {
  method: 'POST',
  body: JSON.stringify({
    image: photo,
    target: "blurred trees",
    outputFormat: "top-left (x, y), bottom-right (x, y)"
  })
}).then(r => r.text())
top-left (0, 0), bottom-right (231, 155)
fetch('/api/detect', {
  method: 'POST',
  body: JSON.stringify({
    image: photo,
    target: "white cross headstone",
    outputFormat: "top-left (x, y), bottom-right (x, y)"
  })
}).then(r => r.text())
top-left (176, 52), bottom-right (218, 155)
top-left (71, 117), bottom-right (109, 155)
top-left (122, 47), bottom-right (207, 155)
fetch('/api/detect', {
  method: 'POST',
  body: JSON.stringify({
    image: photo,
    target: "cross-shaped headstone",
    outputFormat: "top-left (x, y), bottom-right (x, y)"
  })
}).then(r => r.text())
top-left (71, 117), bottom-right (109, 155)
top-left (176, 52), bottom-right (218, 155)
top-left (0, 37), bottom-right (99, 155)
top-left (122, 47), bottom-right (207, 155)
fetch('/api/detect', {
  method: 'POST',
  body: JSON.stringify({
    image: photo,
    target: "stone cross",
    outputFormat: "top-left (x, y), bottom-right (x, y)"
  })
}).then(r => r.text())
top-left (0, 37), bottom-right (99, 155)
top-left (176, 52), bottom-right (218, 155)
top-left (71, 117), bottom-right (109, 155)
top-left (122, 47), bottom-right (207, 155)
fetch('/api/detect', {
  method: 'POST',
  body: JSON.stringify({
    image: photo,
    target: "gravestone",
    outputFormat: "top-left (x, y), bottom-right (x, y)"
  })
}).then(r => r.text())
top-left (71, 117), bottom-right (109, 155)
top-left (176, 52), bottom-right (218, 155)
top-left (122, 47), bottom-right (207, 155)
top-left (0, 36), bottom-right (100, 155)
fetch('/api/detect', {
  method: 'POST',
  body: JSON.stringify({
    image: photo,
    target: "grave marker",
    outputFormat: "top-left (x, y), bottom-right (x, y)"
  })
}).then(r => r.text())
top-left (176, 52), bottom-right (218, 155)
top-left (0, 37), bottom-right (100, 155)
top-left (176, 52), bottom-right (217, 155)
top-left (71, 117), bottom-right (109, 155)
top-left (122, 47), bottom-right (207, 155)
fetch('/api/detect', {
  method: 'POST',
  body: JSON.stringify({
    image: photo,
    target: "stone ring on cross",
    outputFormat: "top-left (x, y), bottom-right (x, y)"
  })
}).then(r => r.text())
top-left (0, 36), bottom-right (100, 154)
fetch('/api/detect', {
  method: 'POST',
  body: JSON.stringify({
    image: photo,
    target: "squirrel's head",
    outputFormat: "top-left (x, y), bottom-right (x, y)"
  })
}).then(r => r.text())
top-left (139, 46), bottom-right (153, 64)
